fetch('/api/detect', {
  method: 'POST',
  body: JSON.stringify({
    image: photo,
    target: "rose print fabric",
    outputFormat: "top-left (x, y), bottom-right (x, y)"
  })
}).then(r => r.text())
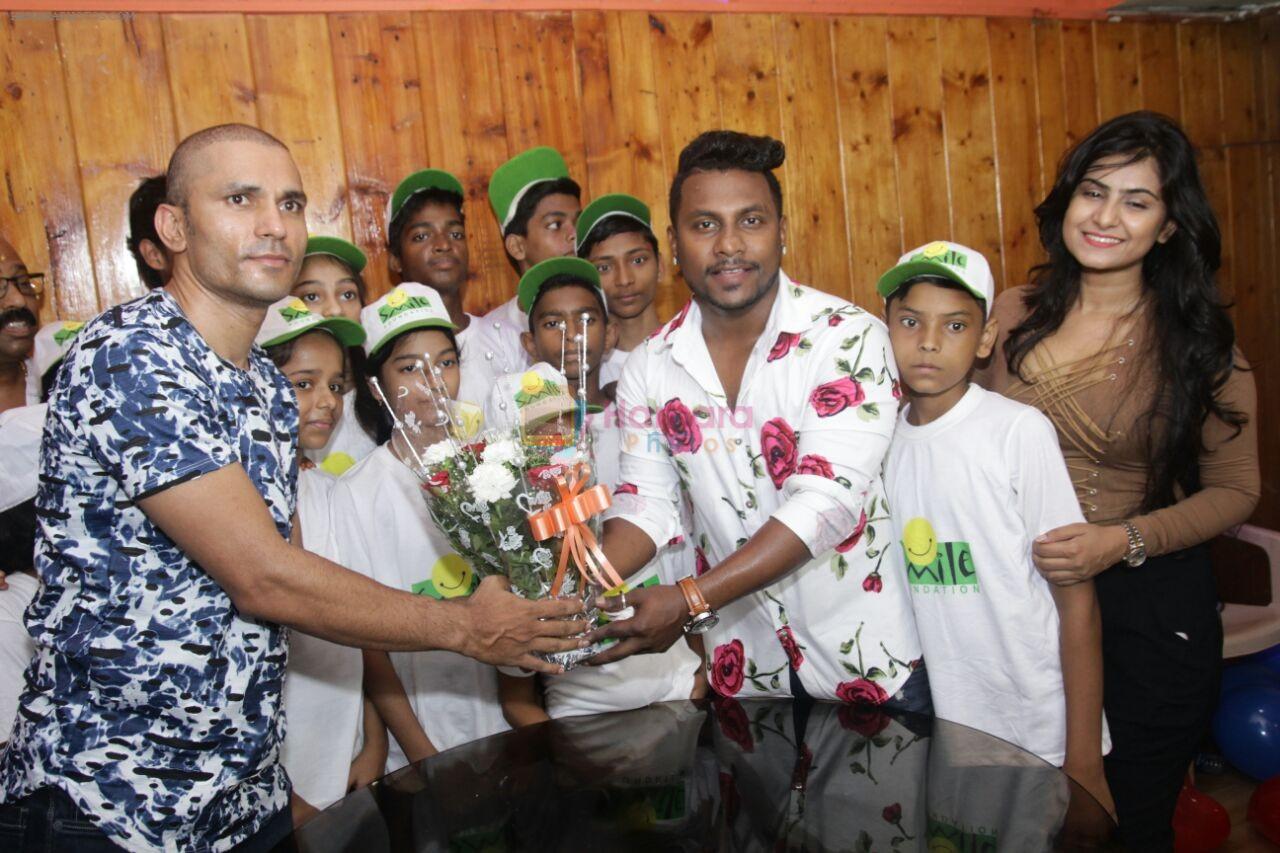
top-left (607, 273), bottom-right (920, 703)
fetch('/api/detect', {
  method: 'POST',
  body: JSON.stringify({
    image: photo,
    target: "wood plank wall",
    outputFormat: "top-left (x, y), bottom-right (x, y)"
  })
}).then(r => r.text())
top-left (0, 10), bottom-right (1277, 526)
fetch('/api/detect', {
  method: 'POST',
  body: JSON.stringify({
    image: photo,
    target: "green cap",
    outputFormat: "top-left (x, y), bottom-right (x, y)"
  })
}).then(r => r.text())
top-left (488, 147), bottom-right (570, 232)
top-left (256, 295), bottom-right (367, 349)
top-left (876, 240), bottom-right (995, 319)
top-left (387, 169), bottom-right (466, 230)
top-left (575, 193), bottom-right (652, 255)
top-left (305, 236), bottom-right (367, 275)
top-left (517, 257), bottom-right (604, 314)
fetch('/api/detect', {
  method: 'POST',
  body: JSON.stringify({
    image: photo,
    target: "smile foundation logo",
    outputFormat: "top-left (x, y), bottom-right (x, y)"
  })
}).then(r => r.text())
top-left (379, 288), bottom-right (432, 322)
top-left (901, 517), bottom-right (979, 592)
top-left (280, 298), bottom-right (310, 323)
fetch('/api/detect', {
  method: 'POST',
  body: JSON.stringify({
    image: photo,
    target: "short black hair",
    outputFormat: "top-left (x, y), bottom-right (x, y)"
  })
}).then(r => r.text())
top-left (669, 131), bottom-right (785, 225)
top-left (504, 177), bottom-right (581, 273)
top-left (577, 215), bottom-right (659, 260)
top-left (387, 187), bottom-right (466, 259)
top-left (127, 175), bottom-right (167, 290)
top-left (885, 276), bottom-right (986, 318)
top-left (527, 275), bottom-right (608, 333)
top-left (355, 325), bottom-right (460, 445)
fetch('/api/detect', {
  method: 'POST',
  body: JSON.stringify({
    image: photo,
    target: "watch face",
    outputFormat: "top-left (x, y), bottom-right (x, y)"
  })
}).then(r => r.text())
top-left (686, 611), bottom-right (719, 635)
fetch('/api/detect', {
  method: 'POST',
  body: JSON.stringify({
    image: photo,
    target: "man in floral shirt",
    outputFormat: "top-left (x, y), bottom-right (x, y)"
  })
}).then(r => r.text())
top-left (591, 131), bottom-right (924, 710)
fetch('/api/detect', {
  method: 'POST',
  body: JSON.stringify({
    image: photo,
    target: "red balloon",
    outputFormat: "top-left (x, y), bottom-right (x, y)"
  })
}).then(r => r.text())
top-left (1248, 775), bottom-right (1280, 846)
top-left (1174, 780), bottom-right (1231, 853)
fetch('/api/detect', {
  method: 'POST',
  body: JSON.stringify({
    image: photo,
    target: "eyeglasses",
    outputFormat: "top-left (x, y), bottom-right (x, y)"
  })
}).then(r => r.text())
top-left (0, 273), bottom-right (45, 300)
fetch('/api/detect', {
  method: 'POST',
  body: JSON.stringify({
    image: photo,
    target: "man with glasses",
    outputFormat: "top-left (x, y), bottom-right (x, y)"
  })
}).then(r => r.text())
top-left (0, 237), bottom-right (43, 416)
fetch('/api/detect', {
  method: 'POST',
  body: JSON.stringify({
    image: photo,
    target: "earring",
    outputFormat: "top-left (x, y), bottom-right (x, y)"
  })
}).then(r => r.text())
top-left (673, 256), bottom-right (679, 267)
top-left (782, 245), bottom-right (787, 256)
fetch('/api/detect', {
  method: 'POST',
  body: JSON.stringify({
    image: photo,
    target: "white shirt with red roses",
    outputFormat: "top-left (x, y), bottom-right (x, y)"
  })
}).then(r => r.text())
top-left (606, 272), bottom-right (921, 705)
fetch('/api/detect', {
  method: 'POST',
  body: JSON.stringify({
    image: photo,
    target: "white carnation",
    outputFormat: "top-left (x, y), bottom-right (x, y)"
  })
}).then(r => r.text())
top-left (467, 461), bottom-right (518, 503)
top-left (423, 440), bottom-right (456, 466)
top-left (482, 438), bottom-right (523, 466)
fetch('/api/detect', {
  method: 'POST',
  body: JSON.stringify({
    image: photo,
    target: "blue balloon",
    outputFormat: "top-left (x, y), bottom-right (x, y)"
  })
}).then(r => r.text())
top-left (1249, 644), bottom-right (1280, 675)
top-left (1222, 663), bottom-right (1280, 696)
top-left (1214, 685), bottom-right (1280, 780)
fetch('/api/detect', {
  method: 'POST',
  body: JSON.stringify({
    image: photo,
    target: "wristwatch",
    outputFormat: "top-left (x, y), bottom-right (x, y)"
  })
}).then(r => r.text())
top-left (1121, 521), bottom-right (1147, 567)
top-left (677, 576), bottom-right (719, 634)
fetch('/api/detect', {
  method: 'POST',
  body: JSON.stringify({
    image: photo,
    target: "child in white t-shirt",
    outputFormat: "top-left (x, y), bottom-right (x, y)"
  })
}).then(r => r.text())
top-left (485, 258), bottom-right (703, 724)
top-left (257, 297), bottom-right (387, 818)
top-left (331, 283), bottom-right (508, 772)
top-left (878, 242), bottom-right (1113, 816)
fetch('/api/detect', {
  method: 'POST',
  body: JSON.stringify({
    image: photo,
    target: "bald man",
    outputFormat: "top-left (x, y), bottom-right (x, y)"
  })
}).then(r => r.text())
top-left (0, 238), bottom-right (41, 416)
top-left (0, 124), bottom-right (586, 853)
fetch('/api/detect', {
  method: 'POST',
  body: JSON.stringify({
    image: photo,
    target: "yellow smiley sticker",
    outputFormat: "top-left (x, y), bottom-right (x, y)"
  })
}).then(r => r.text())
top-left (928, 838), bottom-right (960, 853)
top-left (431, 553), bottom-right (474, 599)
top-left (287, 297), bottom-right (308, 313)
top-left (386, 288), bottom-right (407, 309)
top-left (520, 371), bottom-right (545, 396)
top-left (902, 517), bottom-right (939, 568)
top-left (922, 241), bottom-right (949, 259)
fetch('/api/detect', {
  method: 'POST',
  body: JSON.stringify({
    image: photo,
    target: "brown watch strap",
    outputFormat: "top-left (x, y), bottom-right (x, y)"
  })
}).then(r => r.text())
top-left (677, 577), bottom-right (710, 618)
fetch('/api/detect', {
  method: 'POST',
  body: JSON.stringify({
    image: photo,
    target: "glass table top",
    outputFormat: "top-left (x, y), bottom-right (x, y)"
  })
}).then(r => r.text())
top-left (286, 698), bottom-right (1117, 852)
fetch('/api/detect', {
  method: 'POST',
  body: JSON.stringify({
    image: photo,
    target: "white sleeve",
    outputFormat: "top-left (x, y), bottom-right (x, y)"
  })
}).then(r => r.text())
top-left (1008, 409), bottom-right (1086, 542)
top-left (328, 478), bottom-right (382, 584)
top-left (603, 345), bottom-right (683, 551)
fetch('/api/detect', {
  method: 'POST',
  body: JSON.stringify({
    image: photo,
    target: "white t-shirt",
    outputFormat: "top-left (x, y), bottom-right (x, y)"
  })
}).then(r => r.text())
top-left (481, 388), bottom-right (701, 718)
top-left (463, 297), bottom-right (531, 398)
top-left (453, 312), bottom-right (489, 409)
top-left (304, 390), bottom-right (376, 477)
top-left (329, 444), bottom-right (508, 771)
top-left (598, 346), bottom-right (630, 388)
top-left (884, 384), bottom-right (1108, 764)
top-left (0, 571), bottom-right (38, 744)
top-left (281, 467), bottom-right (368, 809)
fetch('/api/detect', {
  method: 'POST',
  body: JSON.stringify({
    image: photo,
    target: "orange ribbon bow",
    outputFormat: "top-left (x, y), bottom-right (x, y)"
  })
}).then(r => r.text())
top-left (526, 461), bottom-right (624, 597)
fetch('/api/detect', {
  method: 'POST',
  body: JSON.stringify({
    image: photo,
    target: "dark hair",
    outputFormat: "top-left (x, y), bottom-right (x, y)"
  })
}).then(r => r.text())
top-left (503, 177), bottom-right (581, 273)
top-left (264, 328), bottom-right (348, 374)
top-left (298, 253), bottom-right (369, 305)
top-left (527, 276), bottom-right (608, 333)
top-left (127, 175), bottom-right (168, 290)
top-left (577, 215), bottom-right (659, 260)
top-left (885, 276), bottom-right (986, 319)
top-left (669, 131), bottom-right (785, 224)
top-left (354, 325), bottom-right (460, 445)
top-left (1005, 110), bottom-right (1246, 512)
top-left (0, 499), bottom-right (37, 576)
top-left (387, 187), bottom-right (466, 259)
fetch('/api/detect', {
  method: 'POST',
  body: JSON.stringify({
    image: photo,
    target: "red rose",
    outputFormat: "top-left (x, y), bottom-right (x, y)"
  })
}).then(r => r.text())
top-left (426, 469), bottom-right (450, 489)
top-left (835, 510), bottom-right (869, 553)
top-left (838, 703), bottom-right (891, 737)
top-left (767, 331), bottom-right (802, 362)
top-left (795, 453), bottom-right (834, 479)
top-left (862, 572), bottom-right (883, 594)
top-left (710, 639), bottom-right (746, 697)
top-left (463, 441), bottom-right (487, 456)
top-left (658, 398), bottom-right (703, 455)
top-left (883, 803), bottom-right (902, 824)
top-left (828, 314), bottom-right (844, 327)
top-left (713, 697), bottom-right (754, 752)
top-left (759, 418), bottom-right (798, 489)
top-left (614, 482), bottom-right (638, 495)
top-left (835, 678), bottom-right (889, 706)
top-left (776, 625), bottom-right (804, 669)
top-left (809, 376), bottom-right (865, 418)
top-left (891, 379), bottom-right (903, 400)
top-left (695, 546), bottom-right (711, 577)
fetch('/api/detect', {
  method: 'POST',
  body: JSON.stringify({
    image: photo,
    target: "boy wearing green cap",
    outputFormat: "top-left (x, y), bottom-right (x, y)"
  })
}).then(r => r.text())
top-left (879, 241), bottom-right (1112, 813)
top-left (466, 148), bottom-right (583, 396)
top-left (385, 168), bottom-right (492, 407)
top-left (486, 257), bottom-right (702, 725)
top-left (576, 193), bottom-right (665, 387)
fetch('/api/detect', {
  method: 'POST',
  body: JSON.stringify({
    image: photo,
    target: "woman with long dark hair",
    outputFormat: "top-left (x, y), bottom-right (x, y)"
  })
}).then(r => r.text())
top-left (981, 111), bottom-right (1260, 850)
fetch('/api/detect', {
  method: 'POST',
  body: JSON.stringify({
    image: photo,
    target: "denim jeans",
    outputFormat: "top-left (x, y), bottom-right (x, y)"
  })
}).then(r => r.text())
top-left (0, 786), bottom-right (293, 852)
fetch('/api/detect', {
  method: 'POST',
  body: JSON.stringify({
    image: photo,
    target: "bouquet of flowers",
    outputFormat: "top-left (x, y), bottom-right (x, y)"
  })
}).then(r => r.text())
top-left (374, 343), bottom-right (624, 668)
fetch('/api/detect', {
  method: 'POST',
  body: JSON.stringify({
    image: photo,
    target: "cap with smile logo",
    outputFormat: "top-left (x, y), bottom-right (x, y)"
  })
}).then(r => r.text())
top-left (876, 240), bottom-right (995, 318)
top-left (360, 282), bottom-right (457, 358)
top-left (256, 296), bottom-right (366, 350)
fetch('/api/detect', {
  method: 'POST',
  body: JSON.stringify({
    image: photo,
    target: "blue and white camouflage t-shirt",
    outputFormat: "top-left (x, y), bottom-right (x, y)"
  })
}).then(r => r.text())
top-left (0, 289), bottom-right (299, 852)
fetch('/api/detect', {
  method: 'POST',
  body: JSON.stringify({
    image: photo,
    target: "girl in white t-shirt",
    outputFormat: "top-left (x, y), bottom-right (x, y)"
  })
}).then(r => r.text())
top-left (330, 284), bottom-right (508, 772)
top-left (258, 297), bottom-right (387, 821)
top-left (291, 237), bottom-right (379, 476)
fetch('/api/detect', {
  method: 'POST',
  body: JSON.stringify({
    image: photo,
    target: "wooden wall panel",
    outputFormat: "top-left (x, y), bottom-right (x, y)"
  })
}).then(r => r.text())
top-left (412, 11), bottom-right (511, 314)
top-left (57, 14), bottom-right (175, 310)
top-left (0, 16), bottom-right (95, 321)
top-left (1, 9), bottom-right (1276, 526)
top-left (246, 14), bottom-right (352, 243)
top-left (329, 13), bottom-right (427, 298)
top-left (162, 14), bottom-right (258, 137)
